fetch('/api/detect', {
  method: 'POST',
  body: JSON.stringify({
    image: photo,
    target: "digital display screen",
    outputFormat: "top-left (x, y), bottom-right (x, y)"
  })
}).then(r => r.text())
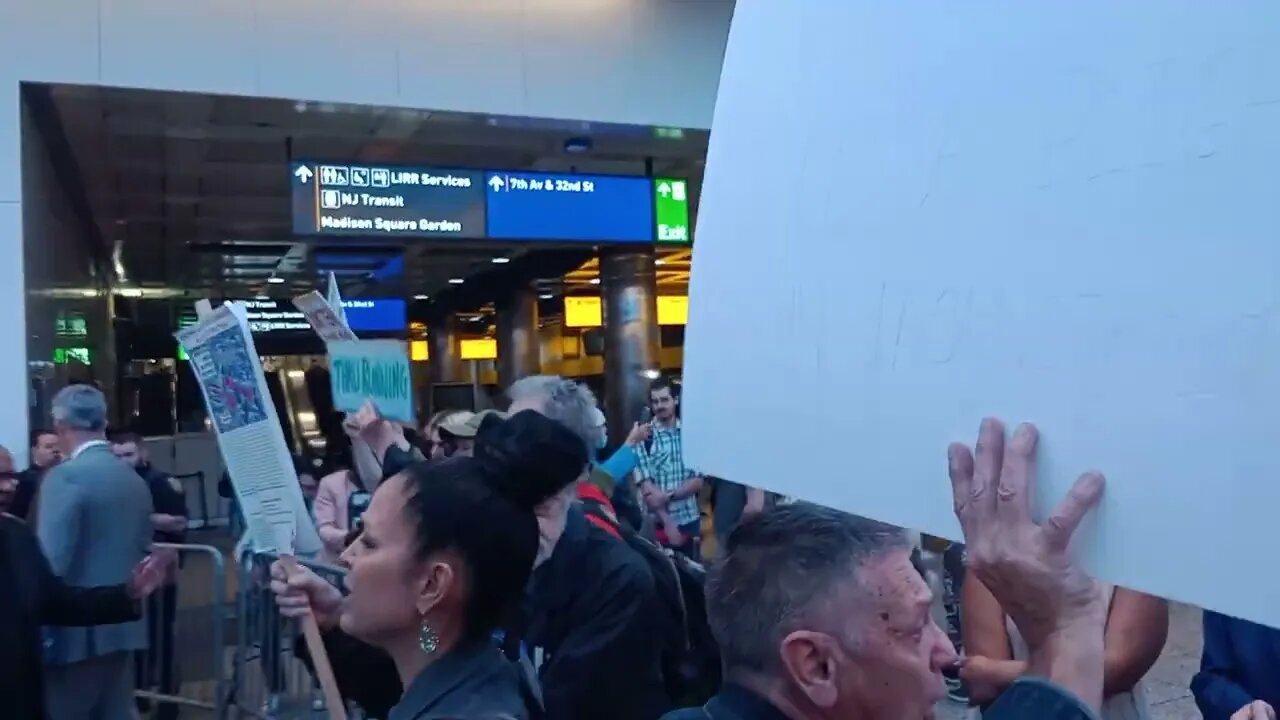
top-left (293, 161), bottom-right (690, 245)
top-left (228, 298), bottom-right (405, 334)
top-left (343, 299), bottom-right (406, 332)
top-left (291, 162), bottom-right (486, 239)
top-left (484, 171), bottom-right (654, 242)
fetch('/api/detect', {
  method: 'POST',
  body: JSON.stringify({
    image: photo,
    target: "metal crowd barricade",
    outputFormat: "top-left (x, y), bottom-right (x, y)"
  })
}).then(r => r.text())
top-left (133, 542), bottom-right (229, 719)
top-left (229, 549), bottom-right (359, 719)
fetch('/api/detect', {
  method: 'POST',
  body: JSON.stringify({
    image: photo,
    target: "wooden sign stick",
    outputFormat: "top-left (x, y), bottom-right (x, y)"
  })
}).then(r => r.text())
top-left (279, 554), bottom-right (348, 720)
top-left (193, 299), bottom-right (348, 720)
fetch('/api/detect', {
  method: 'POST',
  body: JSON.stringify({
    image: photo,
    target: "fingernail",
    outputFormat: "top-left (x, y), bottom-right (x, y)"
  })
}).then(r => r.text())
top-left (941, 658), bottom-right (965, 678)
top-left (1014, 423), bottom-right (1031, 440)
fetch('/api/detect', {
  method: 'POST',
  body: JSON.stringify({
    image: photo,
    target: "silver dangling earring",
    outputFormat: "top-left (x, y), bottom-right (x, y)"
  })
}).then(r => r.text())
top-left (418, 620), bottom-right (439, 655)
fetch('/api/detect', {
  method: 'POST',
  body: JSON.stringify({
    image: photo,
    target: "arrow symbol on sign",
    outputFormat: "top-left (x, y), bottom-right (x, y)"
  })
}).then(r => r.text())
top-left (488, 176), bottom-right (505, 191)
top-left (295, 166), bottom-right (314, 184)
top-left (657, 182), bottom-right (671, 197)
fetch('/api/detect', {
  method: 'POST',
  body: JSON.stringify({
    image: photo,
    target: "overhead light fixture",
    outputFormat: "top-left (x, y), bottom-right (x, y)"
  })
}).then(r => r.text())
top-left (491, 257), bottom-right (510, 264)
top-left (413, 294), bottom-right (430, 300)
top-left (448, 278), bottom-right (465, 285)
top-left (654, 259), bottom-right (666, 266)
top-left (267, 276), bottom-right (285, 284)
top-left (589, 278), bottom-right (601, 285)
top-left (118, 288), bottom-right (143, 298)
top-left (563, 136), bottom-right (592, 153)
top-left (539, 293), bottom-right (554, 300)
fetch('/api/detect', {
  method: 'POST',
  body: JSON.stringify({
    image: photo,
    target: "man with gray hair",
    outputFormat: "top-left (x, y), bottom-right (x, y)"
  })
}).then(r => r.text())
top-left (39, 384), bottom-right (154, 720)
top-left (663, 418), bottom-right (1117, 720)
top-left (507, 374), bottom-right (646, 532)
top-left (506, 374), bottom-right (600, 454)
top-left (683, 504), bottom-right (956, 719)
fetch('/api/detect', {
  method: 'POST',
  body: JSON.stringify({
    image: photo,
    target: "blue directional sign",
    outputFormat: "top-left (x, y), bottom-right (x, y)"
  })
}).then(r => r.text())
top-left (291, 160), bottom-right (684, 244)
top-left (291, 162), bottom-right (486, 238)
top-left (484, 171), bottom-right (654, 243)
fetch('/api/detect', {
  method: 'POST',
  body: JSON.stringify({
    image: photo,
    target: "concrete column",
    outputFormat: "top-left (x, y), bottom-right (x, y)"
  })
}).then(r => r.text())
top-left (600, 249), bottom-right (660, 439)
top-left (496, 286), bottom-right (540, 388)
top-left (96, 293), bottom-right (120, 424)
top-left (428, 312), bottom-right (463, 388)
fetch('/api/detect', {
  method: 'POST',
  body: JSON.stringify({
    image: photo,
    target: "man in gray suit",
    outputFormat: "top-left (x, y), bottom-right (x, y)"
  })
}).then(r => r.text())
top-left (39, 384), bottom-right (154, 720)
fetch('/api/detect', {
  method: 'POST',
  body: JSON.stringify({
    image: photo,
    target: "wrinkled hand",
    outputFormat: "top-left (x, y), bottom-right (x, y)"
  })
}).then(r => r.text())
top-left (1233, 701), bottom-right (1277, 720)
top-left (948, 419), bottom-right (1107, 705)
top-left (269, 560), bottom-right (344, 630)
top-left (625, 422), bottom-right (651, 447)
top-left (949, 419), bottom-right (1106, 647)
top-left (127, 549), bottom-right (177, 600)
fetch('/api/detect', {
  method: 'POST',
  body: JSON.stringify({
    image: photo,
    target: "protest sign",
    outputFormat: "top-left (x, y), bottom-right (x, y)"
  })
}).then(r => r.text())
top-left (325, 271), bottom-right (349, 330)
top-left (328, 339), bottom-right (415, 424)
top-left (293, 290), bottom-right (358, 343)
top-left (682, 0), bottom-right (1280, 628)
top-left (176, 302), bottom-right (322, 557)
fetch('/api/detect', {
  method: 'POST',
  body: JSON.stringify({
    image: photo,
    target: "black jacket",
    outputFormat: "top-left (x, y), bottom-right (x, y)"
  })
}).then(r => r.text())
top-left (10, 464), bottom-right (48, 520)
top-left (0, 514), bottom-right (141, 720)
top-left (303, 631), bottom-right (534, 720)
top-left (508, 505), bottom-right (669, 720)
top-left (139, 464), bottom-right (189, 544)
top-left (661, 680), bottom-right (1101, 720)
top-left (316, 507), bottom-right (669, 720)
top-left (391, 639), bottom-right (535, 720)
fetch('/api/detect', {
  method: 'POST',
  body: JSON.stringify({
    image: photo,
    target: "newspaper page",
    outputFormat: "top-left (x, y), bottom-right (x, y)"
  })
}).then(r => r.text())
top-left (176, 302), bottom-right (322, 557)
top-left (293, 291), bottom-right (358, 343)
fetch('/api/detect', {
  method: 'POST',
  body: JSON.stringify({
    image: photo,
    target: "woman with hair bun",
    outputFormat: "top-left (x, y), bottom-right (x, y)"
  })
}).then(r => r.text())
top-left (272, 409), bottom-right (588, 719)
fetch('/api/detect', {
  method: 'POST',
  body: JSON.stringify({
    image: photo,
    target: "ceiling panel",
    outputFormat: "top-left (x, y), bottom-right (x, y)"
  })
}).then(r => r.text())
top-left (42, 83), bottom-right (705, 312)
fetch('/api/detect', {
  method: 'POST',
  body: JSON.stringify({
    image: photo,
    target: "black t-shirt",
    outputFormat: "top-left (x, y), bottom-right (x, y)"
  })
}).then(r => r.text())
top-left (140, 465), bottom-right (188, 543)
top-left (9, 466), bottom-right (47, 520)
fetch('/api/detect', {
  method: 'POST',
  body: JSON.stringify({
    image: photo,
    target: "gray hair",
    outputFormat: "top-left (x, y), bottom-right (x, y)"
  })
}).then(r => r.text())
top-left (707, 503), bottom-right (908, 675)
top-left (506, 375), bottom-right (599, 454)
top-left (51, 384), bottom-right (109, 432)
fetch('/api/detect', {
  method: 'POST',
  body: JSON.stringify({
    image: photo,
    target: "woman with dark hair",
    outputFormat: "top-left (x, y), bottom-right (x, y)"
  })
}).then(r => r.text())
top-left (272, 409), bottom-right (588, 719)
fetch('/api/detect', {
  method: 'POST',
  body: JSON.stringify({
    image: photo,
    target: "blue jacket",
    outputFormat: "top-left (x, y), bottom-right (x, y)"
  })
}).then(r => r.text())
top-left (1192, 611), bottom-right (1280, 719)
top-left (595, 446), bottom-right (645, 531)
top-left (598, 445), bottom-right (640, 484)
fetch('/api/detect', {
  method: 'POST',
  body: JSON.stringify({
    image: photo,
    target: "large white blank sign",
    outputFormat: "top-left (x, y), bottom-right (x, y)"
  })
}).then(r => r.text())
top-left (682, 0), bottom-right (1280, 627)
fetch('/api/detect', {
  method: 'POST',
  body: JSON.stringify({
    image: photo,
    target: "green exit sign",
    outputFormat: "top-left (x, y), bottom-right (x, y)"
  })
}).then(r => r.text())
top-left (653, 178), bottom-right (691, 243)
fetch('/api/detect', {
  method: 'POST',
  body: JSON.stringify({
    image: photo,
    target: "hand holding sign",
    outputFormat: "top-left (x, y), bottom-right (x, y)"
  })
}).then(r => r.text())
top-left (948, 418), bottom-right (1107, 708)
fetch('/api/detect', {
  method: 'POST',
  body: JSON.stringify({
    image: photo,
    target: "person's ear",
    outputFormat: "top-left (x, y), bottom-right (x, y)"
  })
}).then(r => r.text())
top-left (779, 630), bottom-right (841, 708)
top-left (415, 558), bottom-right (455, 617)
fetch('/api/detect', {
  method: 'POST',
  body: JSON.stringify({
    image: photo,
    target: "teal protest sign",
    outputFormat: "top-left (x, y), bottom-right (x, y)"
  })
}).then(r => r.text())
top-left (328, 340), bottom-right (415, 423)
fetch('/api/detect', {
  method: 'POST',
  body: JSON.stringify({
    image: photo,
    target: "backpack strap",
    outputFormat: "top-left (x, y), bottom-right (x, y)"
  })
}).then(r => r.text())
top-left (515, 651), bottom-right (545, 720)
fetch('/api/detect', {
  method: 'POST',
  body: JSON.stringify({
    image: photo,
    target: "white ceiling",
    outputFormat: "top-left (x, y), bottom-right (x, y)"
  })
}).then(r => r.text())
top-left (40, 83), bottom-right (706, 301)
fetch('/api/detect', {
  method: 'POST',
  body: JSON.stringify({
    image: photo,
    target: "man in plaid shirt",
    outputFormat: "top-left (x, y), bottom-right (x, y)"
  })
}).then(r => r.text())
top-left (636, 376), bottom-right (704, 558)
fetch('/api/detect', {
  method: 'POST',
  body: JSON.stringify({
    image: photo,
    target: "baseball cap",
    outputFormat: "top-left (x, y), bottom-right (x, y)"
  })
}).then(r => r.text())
top-left (437, 411), bottom-right (478, 439)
